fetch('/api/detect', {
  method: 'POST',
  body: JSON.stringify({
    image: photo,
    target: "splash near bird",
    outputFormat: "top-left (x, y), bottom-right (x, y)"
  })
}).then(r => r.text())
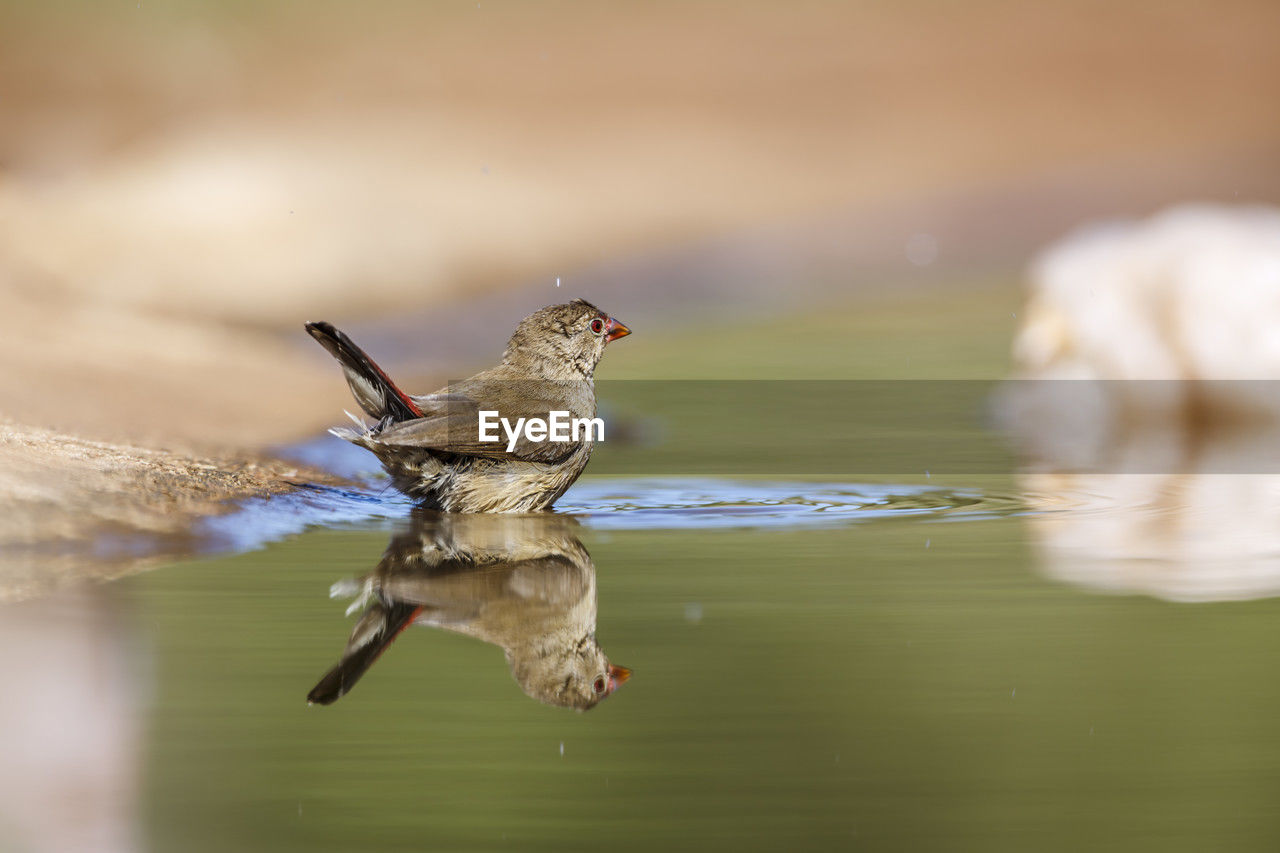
top-left (306, 299), bottom-right (630, 512)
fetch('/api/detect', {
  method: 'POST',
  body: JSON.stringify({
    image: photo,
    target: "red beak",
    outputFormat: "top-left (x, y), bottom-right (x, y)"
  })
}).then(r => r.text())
top-left (607, 664), bottom-right (632, 692)
top-left (604, 316), bottom-right (631, 342)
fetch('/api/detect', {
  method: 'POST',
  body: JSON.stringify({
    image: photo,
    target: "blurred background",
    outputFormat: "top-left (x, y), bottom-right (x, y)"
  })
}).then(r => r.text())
top-left (2, 0), bottom-right (1278, 446)
top-left (5, 2), bottom-right (1280, 851)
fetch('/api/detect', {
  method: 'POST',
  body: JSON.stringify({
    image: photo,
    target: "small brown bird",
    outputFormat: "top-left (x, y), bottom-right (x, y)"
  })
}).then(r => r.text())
top-left (307, 511), bottom-right (631, 710)
top-left (306, 299), bottom-right (630, 512)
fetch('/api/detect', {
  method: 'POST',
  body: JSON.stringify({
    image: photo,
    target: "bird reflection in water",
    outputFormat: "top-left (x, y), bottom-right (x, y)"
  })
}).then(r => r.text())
top-left (308, 511), bottom-right (630, 710)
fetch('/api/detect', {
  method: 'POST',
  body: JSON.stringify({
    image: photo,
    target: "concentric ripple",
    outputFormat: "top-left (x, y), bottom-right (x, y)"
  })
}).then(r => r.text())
top-left (199, 473), bottom-right (1030, 557)
top-left (559, 478), bottom-right (1029, 530)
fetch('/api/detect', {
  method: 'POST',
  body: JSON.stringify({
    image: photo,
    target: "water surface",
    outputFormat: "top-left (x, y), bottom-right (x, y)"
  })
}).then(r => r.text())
top-left (8, 473), bottom-right (1277, 851)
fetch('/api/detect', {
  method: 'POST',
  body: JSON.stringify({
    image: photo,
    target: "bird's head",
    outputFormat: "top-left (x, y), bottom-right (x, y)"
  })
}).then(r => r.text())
top-left (503, 299), bottom-right (631, 380)
top-left (511, 638), bottom-right (632, 711)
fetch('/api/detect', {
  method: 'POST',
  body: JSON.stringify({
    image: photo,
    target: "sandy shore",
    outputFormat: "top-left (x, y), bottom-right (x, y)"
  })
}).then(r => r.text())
top-left (0, 421), bottom-right (340, 601)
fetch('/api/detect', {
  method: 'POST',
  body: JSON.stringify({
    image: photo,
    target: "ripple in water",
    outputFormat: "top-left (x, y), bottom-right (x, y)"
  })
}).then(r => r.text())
top-left (560, 478), bottom-right (1028, 529)
top-left (200, 474), bottom-right (1029, 557)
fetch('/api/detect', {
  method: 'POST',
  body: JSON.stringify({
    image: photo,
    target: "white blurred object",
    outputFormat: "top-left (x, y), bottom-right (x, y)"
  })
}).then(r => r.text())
top-left (1014, 203), bottom-right (1280, 418)
top-left (1010, 204), bottom-right (1280, 602)
top-left (1024, 432), bottom-right (1280, 603)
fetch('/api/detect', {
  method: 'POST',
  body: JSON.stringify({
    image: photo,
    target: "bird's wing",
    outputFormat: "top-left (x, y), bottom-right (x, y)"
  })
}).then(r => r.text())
top-left (373, 392), bottom-right (588, 463)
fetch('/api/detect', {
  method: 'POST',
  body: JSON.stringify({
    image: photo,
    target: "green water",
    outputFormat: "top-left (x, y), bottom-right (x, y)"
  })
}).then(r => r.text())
top-left (108, 505), bottom-right (1280, 852)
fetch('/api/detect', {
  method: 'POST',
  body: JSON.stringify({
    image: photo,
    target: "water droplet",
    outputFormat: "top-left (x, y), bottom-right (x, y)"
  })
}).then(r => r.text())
top-left (905, 233), bottom-right (938, 267)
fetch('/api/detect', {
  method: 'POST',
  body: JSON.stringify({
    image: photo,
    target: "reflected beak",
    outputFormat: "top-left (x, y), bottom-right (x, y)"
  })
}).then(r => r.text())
top-left (604, 316), bottom-right (631, 342)
top-left (607, 664), bottom-right (632, 692)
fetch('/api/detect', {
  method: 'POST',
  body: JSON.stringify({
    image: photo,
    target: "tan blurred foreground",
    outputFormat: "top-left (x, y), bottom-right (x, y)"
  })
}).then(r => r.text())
top-left (1, 0), bottom-right (1278, 579)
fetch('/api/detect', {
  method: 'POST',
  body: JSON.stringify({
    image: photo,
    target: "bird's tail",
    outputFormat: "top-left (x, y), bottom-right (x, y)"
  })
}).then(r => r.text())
top-left (307, 600), bottom-right (425, 705)
top-left (305, 321), bottom-right (424, 422)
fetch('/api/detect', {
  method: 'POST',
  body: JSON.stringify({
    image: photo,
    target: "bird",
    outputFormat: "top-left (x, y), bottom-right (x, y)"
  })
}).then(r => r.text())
top-left (307, 511), bottom-right (631, 711)
top-left (305, 299), bottom-right (630, 512)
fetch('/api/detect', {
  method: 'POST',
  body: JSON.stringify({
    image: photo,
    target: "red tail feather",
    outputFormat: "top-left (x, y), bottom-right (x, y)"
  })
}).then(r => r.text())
top-left (305, 321), bottom-right (423, 422)
top-left (307, 603), bottom-right (425, 705)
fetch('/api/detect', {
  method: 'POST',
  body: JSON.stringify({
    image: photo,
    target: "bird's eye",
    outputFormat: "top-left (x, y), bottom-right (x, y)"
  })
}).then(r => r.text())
top-left (589, 318), bottom-right (605, 335)
top-left (592, 676), bottom-right (607, 694)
